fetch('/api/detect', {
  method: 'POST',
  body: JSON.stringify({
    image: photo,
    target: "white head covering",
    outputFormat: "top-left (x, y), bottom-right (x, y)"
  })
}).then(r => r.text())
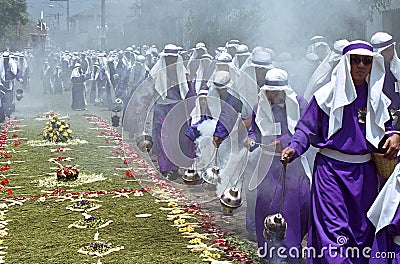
top-left (212, 70), bottom-right (234, 89)
top-left (242, 50), bottom-right (274, 70)
top-left (70, 62), bottom-right (83, 78)
top-left (207, 71), bottom-right (240, 119)
top-left (216, 52), bottom-right (232, 64)
top-left (236, 44), bottom-right (251, 56)
top-left (212, 51), bottom-right (241, 86)
top-left (255, 68), bottom-right (300, 136)
top-left (150, 44), bottom-right (189, 100)
top-left (238, 51), bottom-right (275, 109)
top-left (314, 40), bottom-right (390, 148)
top-left (371, 31), bottom-right (400, 80)
top-left (232, 44), bottom-right (250, 68)
top-left (226, 39), bottom-right (240, 49)
top-left (187, 42), bottom-right (207, 69)
top-left (159, 44), bottom-right (180, 57)
top-left (306, 36), bottom-right (331, 61)
top-left (190, 89), bottom-right (209, 124)
top-left (304, 39), bottom-right (349, 101)
top-left (192, 54), bottom-right (213, 93)
top-left (367, 163), bottom-right (400, 233)
top-left (0, 53), bottom-right (17, 81)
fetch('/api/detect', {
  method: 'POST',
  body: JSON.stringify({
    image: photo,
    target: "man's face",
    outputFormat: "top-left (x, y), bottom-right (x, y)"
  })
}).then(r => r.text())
top-left (255, 67), bottom-right (268, 87)
top-left (165, 55), bottom-right (177, 66)
top-left (217, 88), bottom-right (228, 98)
top-left (266, 90), bottom-right (286, 105)
top-left (350, 55), bottom-right (373, 85)
top-left (196, 48), bottom-right (205, 58)
top-left (199, 97), bottom-right (208, 109)
top-left (381, 45), bottom-right (395, 62)
top-left (227, 46), bottom-right (237, 58)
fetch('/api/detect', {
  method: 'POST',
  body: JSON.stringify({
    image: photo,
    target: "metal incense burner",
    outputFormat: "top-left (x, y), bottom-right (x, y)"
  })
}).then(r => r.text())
top-left (16, 89), bottom-right (23, 101)
top-left (263, 213), bottom-right (287, 243)
top-left (263, 160), bottom-right (288, 243)
top-left (219, 186), bottom-right (242, 216)
top-left (219, 149), bottom-right (249, 216)
top-left (201, 148), bottom-right (220, 185)
top-left (136, 132), bottom-right (153, 153)
top-left (182, 165), bottom-right (201, 185)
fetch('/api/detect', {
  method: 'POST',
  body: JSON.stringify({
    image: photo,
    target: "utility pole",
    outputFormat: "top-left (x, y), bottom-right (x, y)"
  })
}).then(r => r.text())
top-left (67, 0), bottom-right (70, 32)
top-left (101, 0), bottom-right (106, 50)
top-left (49, 0), bottom-right (69, 31)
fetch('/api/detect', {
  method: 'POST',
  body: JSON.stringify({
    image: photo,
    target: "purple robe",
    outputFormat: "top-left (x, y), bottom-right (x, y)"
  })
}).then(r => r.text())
top-left (369, 206), bottom-right (400, 264)
top-left (185, 108), bottom-right (213, 159)
top-left (152, 81), bottom-right (196, 172)
top-left (1, 63), bottom-right (17, 120)
top-left (289, 83), bottom-right (394, 264)
top-left (71, 74), bottom-right (87, 110)
top-left (383, 63), bottom-right (400, 110)
top-left (249, 98), bottom-right (311, 262)
top-left (213, 93), bottom-right (243, 139)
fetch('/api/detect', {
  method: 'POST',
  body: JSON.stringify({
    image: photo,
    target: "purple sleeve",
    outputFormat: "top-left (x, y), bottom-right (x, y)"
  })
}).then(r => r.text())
top-left (16, 69), bottom-right (23, 80)
top-left (385, 112), bottom-right (396, 136)
top-left (289, 98), bottom-right (321, 160)
top-left (278, 133), bottom-right (291, 148)
top-left (248, 104), bottom-right (259, 141)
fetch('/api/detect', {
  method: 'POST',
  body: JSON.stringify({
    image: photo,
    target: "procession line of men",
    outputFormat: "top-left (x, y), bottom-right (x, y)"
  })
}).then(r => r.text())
top-left (1, 31), bottom-right (399, 264)
top-left (121, 33), bottom-right (400, 264)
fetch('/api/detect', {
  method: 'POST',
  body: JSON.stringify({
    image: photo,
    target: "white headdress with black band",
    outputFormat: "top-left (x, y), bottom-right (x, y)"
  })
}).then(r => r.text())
top-left (314, 40), bottom-right (390, 148)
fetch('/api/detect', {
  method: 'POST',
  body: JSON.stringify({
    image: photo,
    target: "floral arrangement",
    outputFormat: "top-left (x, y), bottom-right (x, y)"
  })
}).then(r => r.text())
top-left (66, 199), bottom-right (101, 212)
top-left (69, 215), bottom-right (113, 229)
top-left (56, 165), bottom-right (79, 181)
top-left (42, 115), bottom-right (73, 143)
top-left (0, 179), bottom-right (12, 195)
top-left (78, 241), bottom-right (124, 257)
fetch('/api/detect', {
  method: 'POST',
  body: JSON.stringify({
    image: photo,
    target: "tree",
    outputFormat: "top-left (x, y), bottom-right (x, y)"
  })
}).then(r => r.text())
top-left (0, 0), bottom-right (32, 50)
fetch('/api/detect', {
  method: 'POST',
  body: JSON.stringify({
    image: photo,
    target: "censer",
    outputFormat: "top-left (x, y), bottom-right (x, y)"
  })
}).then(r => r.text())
top-left (219, 149), bottom-right (249, 216)
top-left (219, 186), bottom-right (242, 216)
top-left (201, 148), bottom-right (221, 185)
top-left (182, 162), bottom-right (202, 185)
top-left (263, 160), bottom-right (288, 243)
top-left (134, 98), bottom-right (156, 153)
top-left (16, 88), bottom-right (23, 101)
top-left (136, 132), bottom-right (153, 153)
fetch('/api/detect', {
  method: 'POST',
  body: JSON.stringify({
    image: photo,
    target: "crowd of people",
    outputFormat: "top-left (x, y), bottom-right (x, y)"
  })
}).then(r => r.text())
top-left (1, 32), bottom-right (399, 263)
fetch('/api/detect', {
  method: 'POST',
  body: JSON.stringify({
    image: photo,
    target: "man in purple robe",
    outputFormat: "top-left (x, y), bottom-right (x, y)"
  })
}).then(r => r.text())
top-left (244, 68), bottom-right (310, 262)
top-left (70, 63), bottom-right (89, 111)
top-left (149, 44), bottom-right (195, 180)
top-left (371, 32), bottom-right (400, 130)
top-left (368, 164), bottom-right (400, 264)
top-left (185, 89), bottom-right (213, 160)
top-left (210, 71), bottom-right (244, 148)
top-left (0, 51), bottom-right (18, 121)
top-left (281, 40), bottom-right (400, 263)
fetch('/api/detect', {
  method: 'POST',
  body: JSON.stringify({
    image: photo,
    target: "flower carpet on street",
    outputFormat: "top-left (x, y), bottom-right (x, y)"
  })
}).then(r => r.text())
top-left (0, 113), bottom-right (261, 264)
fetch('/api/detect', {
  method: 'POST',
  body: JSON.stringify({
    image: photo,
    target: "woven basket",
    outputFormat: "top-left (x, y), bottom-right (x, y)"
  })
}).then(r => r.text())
top-left (372, 152), bottom-right (398, 179)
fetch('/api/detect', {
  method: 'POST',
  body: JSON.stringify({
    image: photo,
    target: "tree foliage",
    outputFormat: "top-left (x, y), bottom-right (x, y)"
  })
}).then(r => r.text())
top-left (0, 0), bottom-right (33, 50)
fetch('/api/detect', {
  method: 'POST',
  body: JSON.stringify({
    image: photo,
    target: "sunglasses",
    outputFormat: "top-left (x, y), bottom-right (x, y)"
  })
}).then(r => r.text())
top-left (350, 57), bottom-right (373, 65)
